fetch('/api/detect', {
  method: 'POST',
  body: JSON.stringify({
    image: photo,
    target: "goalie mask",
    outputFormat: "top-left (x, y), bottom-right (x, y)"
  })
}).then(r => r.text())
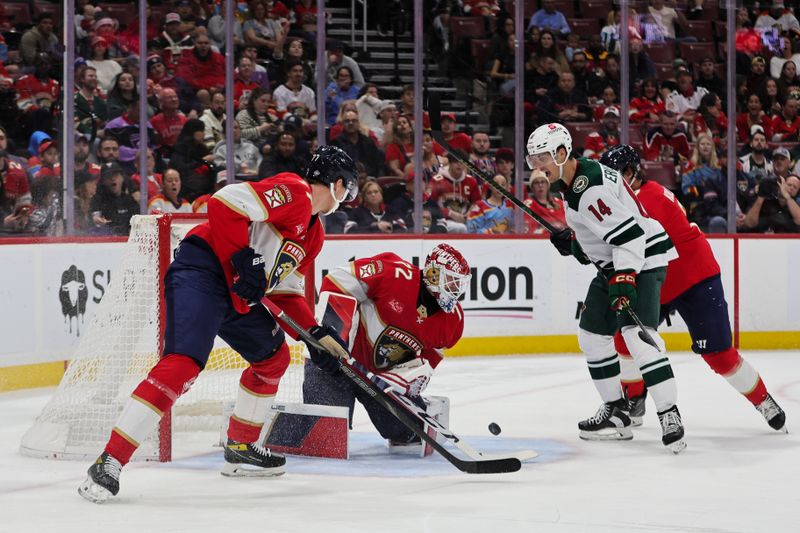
top-left (423, 244), bottom-right (471, 313)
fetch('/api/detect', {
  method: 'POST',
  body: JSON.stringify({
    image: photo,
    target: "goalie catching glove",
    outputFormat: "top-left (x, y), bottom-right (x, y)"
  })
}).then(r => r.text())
top-left (608, 270), bottom-right (637, 311)
top-left (377, 358), bottom-right (434, 398)
top-left (306, 324), bottom-right (350, 374)
top-left (231, 247), bottom-right (267, 302)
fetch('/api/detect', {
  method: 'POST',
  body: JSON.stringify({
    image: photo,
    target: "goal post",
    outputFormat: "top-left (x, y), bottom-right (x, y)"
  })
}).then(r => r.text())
top-left (20, 214), bottom-right (310, 461)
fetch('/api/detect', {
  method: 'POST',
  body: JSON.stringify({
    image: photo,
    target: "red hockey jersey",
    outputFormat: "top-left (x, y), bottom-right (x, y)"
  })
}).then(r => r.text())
top-left (188, 173), bottom-right (323, 328)
top-left (523, 196), bottom-right (567, 235)
top-left (427, 168), bottom-right (482, 217)
top-left (319, 252), bottom-right (464, 374)
top-left (636, 180), bottom-right (720, 304)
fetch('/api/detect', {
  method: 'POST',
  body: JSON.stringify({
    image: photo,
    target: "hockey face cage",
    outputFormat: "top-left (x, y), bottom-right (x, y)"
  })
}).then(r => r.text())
top-left (424, 250), bottom-right (471, 314)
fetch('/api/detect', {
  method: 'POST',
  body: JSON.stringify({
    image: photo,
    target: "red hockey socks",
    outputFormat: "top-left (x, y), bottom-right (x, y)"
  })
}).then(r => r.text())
top-left (227, 343), bottom-right (291, 443)
top-left (614, 331), bottom-right (646, 398)
top-left (106, 354), bottom-right (201, 465)
top-left (702, 347), bottom-right (767, 405)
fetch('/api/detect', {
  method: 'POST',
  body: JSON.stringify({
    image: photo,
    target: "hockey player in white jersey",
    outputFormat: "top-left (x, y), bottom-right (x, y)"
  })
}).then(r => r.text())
top-left (526, 123), bottom-right (686, 453)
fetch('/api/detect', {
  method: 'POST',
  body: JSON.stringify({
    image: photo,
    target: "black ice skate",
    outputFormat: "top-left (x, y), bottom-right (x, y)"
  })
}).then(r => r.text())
top-left (658, 405), bottom-right (687, 454)
top-left (626, 391), bottom-right (648, 427)
top-left (756, 394), bottom-right (787, 433)
top-left (78, 452), bottom-right (122, 504)
top-left (578, 399), bottom-right (633, 441)
top-left (222, 439), bottom-right (286, 477)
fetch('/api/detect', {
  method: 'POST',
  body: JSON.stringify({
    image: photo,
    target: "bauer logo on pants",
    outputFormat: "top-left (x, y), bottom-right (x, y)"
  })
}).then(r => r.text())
top-left (268, 241), bottom-right (306, 290)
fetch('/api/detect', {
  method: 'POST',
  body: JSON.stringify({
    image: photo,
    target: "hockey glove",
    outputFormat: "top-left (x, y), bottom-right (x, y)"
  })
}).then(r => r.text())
top-left (608, 270), bottom-right (637, 312)
top-left (230, 247), bottom-right (267, 302)
top-left (307, 324), bottom-right (349, 374)
top-left (549, 228), bottom-right (573, 256)
top-left (571, 239), bottom-right (592, 265)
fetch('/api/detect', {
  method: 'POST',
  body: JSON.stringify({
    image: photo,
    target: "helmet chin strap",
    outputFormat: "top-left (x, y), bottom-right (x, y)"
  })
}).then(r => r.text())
top-left (321, 183), bottom-right (343, 216)
top-left (549, 151), bottom-right (569, 192)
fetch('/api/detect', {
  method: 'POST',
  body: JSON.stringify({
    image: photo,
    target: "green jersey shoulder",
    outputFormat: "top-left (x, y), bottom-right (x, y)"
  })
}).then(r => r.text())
top-left (565, 158), bottom-right (621, 212)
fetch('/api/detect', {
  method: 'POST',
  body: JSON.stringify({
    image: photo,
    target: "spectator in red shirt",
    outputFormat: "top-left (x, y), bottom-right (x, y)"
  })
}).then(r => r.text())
top-left (644, 110), bottom-right (691, 162)
top-left (770, 95), bottom-right (800, 142)
top-left (233, 56), bottom-right (260, 111)
top-left (584, 106), bottom-right (621, 159)
top-left (151, 88), bottom-right (188, 159)
top-left (692, 92), bottom-right (728, 142)
top-left (74, 134), bottom-right (101, 177)
top-left (175, 33), bottom-right (225, 94)
top-left (384, 115), bottom-right (415, 177)
top-left (427, 151), bottom-right (482, 231)
top-left (523, 169), bottom-right (566, 234)
top-left (440, 113), bottom-right (472, 153)
top-left (495, 147), bottom-right (515, 185)
top-left (0, 149), bottom-right (33, 232)
top-left (630, 78), bottom-right (665, 123)
top-left (736, 93), bottom-right (772, 143)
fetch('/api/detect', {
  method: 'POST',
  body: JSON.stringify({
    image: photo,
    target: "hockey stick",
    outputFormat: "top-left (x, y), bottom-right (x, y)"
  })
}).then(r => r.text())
top-left (344, 357), bottom-right (538, 462)
top-left (427, 96), bottom-right (659, 351)
top-left (261, 298), bottom-right (522, 474)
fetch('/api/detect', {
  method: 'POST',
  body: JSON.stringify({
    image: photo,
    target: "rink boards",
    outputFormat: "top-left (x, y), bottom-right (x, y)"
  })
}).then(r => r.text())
top-left (1, 234), bottom-right (798, 390)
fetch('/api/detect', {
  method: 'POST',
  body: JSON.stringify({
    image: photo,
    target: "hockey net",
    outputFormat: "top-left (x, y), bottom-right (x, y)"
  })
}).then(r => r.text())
top-left (20, 214), bottom-right (309, 461)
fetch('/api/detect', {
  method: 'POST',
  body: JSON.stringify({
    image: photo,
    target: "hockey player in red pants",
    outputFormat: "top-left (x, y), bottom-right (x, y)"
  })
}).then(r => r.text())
top-left (599, 145), bottom-right (786, 432)
top-left (78, 146), bottom-right (358, 503)
top-left (304, 245), bottom-right (469, 447)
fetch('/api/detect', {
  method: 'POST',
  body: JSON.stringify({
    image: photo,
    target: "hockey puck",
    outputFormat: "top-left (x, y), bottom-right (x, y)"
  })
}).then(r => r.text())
top-left (488, 422), bottom-right (501, 435)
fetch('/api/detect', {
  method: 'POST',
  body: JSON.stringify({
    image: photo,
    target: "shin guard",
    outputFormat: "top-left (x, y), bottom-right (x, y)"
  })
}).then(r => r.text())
top-left (615, 331), bottom-right (646, 398)
top-left (621, 326), bottom-right (676, 413)
top-left (106, 354), bottom-right (201, 464)
top-left (228, 343), bottom-right (291, 443)
top-left (702, 347), bottom-right (767, 405)
top-left (578, 329), bottom-right (623, 403)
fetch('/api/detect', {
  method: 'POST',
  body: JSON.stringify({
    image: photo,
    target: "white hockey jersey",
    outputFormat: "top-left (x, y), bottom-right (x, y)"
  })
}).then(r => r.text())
top-left (563, 158), bottom-right (677, 272)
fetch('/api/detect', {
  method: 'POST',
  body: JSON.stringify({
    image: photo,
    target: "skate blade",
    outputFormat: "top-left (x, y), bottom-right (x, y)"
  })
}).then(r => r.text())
top-left (579, 427), bottom-right (633, 441)
top-left (221, 462), bottom-right (285, 478)
top-left (78, 478), bottom-right (113, 504)
top-left (630, 416), bottom-right (643, 427)
top-left (666, 439), bottom-right (687, 455)
top-left (778, 425), bottom-right (788, 434)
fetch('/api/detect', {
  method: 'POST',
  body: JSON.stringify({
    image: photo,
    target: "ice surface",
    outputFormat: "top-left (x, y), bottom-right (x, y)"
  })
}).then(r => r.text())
top-left (2, 353), bottom-right (798, 533)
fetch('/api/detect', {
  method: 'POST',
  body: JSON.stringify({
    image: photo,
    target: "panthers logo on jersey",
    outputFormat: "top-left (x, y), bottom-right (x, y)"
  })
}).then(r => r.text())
top-left (373, 326), bottom-right (423, 369)
top-left (267, 240), bottom-right (306, 290)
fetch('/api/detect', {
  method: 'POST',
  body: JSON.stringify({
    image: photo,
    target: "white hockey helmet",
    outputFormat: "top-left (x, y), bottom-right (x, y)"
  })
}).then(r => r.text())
top-left (526, 123), bottom-right (573, 170)
top-left (423, 243), bottom-right (471, 313)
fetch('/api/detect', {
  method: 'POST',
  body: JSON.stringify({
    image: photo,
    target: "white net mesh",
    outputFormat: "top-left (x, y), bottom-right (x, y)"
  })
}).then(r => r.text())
top-left (20, 214), bottom-right (307, 460)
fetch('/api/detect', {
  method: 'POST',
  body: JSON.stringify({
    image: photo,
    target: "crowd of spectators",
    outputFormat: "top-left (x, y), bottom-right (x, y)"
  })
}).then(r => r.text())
top-left (0, 1), bottom-right (798, 237)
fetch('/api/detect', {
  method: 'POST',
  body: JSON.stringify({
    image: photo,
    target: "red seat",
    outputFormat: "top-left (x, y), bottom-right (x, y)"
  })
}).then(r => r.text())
top-left (568, 18), bottom-right (600, 38)
top-left (713, 21), bottom-right (727, 39)
top-left (642, 161), bottom-right (677, 189)
top-left (629, 126), bottom-right (644, 145)
top-left (450, 16), bottom-right (486, 48)
top-left (3, 3), bottom-right (32, 26)
top-left (34, 2), bottom-right (63, 27)
top-left (504, 1), bottom-right (538, 19)
top-left (682, 20), bottom-right (713, 42)
top-left (653, 62), bottom-right (675, 82)
top-left (645, 43), bottom-right (676, 64)
top-left (97, 3), bottom-right (137, 27)
top-left (550, 0), bottom-right (576, 19)
top-left (679, 42), bottom-right (716, 64)
top-left (581, 0), bottom-right (613, 21)
top-left (700, 1), bottom-right (720, 21)
top-left (564, 122), bottom-right (597, 151)
top-left (470, 39), bottom-right (492, 75)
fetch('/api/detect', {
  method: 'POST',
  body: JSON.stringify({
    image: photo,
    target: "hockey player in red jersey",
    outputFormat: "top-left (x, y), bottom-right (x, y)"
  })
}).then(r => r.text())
top-left (599, 145), bottom-right (786, 432)
top-left (78, 146), bottom-right (359, 504)
top-left (303, 244), bottom-right (469, 447)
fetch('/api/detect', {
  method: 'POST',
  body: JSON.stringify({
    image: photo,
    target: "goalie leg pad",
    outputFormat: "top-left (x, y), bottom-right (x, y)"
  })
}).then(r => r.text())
top-left (228, 343), bottom-right (290, 443)
top-left (621, 326), bottom-right (676, 413)
top-left (316, 291), bottom-right (359, 347)
top-left (578, 328), bottom-right (623, 403)
top-left (107, 354), bottom-right (201, 464)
